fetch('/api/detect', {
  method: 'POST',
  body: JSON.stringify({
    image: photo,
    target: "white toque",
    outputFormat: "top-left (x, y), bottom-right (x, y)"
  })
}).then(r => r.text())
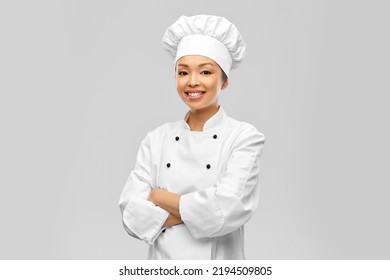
top-left (161, 15), bottom-right (246, 77)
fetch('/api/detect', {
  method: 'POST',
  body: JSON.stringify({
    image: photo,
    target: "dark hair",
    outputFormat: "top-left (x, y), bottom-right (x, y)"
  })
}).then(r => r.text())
top-left (221, 69), bottom-right (228, 81)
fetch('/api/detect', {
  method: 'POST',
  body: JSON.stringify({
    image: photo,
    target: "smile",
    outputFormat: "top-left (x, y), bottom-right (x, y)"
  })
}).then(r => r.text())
top-left (185, 91), bottom-right (205, 100)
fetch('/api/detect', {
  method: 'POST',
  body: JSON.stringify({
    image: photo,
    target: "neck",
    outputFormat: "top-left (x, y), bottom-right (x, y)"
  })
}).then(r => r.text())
top-left (187, 105), bottom-right (220, 131)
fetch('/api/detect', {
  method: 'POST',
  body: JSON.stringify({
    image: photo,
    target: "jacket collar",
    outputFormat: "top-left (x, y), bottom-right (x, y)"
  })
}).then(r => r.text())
top-left (182, 105), bottom-right (227, 132)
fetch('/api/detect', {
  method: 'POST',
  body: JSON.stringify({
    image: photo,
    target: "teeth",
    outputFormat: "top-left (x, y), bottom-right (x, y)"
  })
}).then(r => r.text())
top-left (188, 92), bottom-right (203, 97)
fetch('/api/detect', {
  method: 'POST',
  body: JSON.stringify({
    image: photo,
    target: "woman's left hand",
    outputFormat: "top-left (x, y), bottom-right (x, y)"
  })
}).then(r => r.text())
top-left (148, 188), bottom-right (182, 218)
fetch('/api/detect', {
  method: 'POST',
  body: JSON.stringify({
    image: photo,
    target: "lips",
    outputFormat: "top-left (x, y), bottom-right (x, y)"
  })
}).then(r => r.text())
top-left (185, 91), bottom-right (205, 100)
top-left (187, 92), bottom-right (204, 97)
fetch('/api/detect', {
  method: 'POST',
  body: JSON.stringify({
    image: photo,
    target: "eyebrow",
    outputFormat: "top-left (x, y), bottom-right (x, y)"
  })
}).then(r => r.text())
top-left (177, 63), bottom-right (215, 67)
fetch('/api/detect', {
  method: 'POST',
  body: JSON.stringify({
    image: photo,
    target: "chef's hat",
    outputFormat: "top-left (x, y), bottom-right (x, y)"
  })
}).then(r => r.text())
top-left (161, 15), bottom-right (246, 77)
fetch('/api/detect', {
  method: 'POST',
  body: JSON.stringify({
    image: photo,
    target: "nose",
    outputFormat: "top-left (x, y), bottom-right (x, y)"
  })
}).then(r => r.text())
top-left (187, 73), bottom-right (199, 87)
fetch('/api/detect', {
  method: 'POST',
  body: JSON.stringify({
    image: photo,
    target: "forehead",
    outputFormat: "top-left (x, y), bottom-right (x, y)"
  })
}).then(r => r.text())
top-left (176, 55), bottom-right (218, 67)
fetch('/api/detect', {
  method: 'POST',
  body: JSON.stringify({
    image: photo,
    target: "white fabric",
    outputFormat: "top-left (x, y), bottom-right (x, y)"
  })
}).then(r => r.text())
top-left (119, 106), bottom-right (265, 259)
top-left (161, 15), bottom-right (246, 76)
top-left (175, 34), bottom-right (233, 77)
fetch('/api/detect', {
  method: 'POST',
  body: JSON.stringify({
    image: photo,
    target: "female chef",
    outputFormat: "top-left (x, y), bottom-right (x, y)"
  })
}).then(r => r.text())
top-left (119, 15), bottom-right (265, 259)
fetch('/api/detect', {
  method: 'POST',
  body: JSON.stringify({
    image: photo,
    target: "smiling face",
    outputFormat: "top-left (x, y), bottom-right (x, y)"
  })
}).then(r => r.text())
top-left (175, 55), bottom-right (228, 112)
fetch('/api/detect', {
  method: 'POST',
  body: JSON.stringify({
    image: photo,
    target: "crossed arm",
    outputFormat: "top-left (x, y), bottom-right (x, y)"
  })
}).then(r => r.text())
top-left (148, 189), bottom-right (183, 227)
top-left (121, 126), bottom-right (264, 243)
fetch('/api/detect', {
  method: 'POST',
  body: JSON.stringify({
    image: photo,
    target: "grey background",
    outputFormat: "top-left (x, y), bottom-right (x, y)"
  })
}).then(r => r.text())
top-left (0, 0), bottom-right (389, 259)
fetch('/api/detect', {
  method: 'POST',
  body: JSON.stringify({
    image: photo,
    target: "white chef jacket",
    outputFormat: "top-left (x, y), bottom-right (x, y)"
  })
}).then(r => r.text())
top-left (119, 106), bottom-right (265, 259)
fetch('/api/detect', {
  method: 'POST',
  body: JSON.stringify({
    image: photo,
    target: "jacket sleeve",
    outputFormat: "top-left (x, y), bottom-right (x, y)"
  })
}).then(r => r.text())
top-left (119, 134), bottom-right (169, 245)
top-left (179, 125), bottom-right (265, 239)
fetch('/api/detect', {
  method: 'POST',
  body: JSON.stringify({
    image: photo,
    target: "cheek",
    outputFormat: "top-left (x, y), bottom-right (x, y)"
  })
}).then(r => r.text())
top-left (207, 78), bottom-right (221, 91)
top-left (175, 79), bottom-right (185, 91)
top-left (175, 78), bottom-right (180, 88)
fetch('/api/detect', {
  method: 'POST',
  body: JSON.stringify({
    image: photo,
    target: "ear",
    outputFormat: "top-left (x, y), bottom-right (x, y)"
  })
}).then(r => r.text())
top-left (221, 78), bottom-right (229, 90)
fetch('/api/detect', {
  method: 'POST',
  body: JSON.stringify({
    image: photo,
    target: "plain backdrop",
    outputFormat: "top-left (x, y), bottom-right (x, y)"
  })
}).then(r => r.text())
top-left (0, 0), bottom-right (389, 259)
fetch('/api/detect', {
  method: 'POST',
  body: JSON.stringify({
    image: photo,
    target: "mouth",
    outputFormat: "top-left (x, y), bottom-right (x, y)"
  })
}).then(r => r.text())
top-left (185, 91), bottom-right (205, 100)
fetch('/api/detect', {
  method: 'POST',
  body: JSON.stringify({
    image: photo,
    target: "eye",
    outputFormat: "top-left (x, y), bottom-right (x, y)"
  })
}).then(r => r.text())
top-left (201, 70), bottom-right (211, 75)
top-left (178, 71), bottom-right (188, 76)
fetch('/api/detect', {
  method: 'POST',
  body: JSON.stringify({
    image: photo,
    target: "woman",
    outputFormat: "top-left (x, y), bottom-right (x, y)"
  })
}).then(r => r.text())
top-left (119, 15), bottom-right (265, 259)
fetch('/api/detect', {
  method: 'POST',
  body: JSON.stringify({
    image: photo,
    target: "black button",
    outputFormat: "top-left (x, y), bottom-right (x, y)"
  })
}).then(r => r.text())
top-left (206, 164), bottom-right (211, 169)
top-left (175, 136), bottom-right (179, 141)
top-left (162, 229), bottom-right (166, 233)
top-left (213, 134), bottom-right (217, 139)
top-left (167, 163), bottom-right (171, 168)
